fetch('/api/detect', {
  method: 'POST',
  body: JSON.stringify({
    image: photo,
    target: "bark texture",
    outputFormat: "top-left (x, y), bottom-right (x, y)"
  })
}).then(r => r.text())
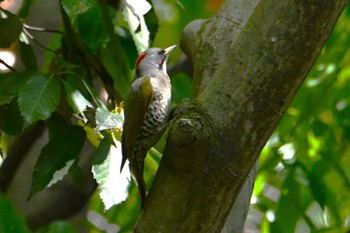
top-left (135, 0), bottom-right (347, 232)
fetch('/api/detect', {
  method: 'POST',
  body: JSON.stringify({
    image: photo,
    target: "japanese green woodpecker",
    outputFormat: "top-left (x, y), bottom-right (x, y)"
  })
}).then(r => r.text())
top-left (121, 45), bottom-right (176, 208)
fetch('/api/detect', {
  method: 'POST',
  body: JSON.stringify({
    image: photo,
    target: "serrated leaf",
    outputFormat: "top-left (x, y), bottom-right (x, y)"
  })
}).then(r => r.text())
top-left (63, 80), bottom-right (93, 123)
top-left (18, 74), bottom-right (61, 126)
top-left (0, 194), bottom-right (31, 233)
top-left (92, 140), bottom-right (130, 210)
top-left (0, 71), bottom-right (34, 105)
top-left (95, 107), bottom-right (123, 132)
top-left (30, 114), bottom-right (86, 197)
top-left (0, 9), bottom-right (23, 48)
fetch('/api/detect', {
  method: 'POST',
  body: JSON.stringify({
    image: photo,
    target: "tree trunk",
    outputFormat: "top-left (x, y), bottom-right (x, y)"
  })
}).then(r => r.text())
top-left (135, 0), bottom-right (347, 232)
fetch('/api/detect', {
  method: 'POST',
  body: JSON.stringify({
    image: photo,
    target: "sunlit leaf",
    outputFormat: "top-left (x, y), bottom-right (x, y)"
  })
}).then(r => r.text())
top-left (92, 139), bottom-right (131, 210)
top-left (122, 0), bottom-right (151, 52)
top-left (95, 107), bottom-right (123, 132)
top-left (63, 80), bottom-right (93, 123)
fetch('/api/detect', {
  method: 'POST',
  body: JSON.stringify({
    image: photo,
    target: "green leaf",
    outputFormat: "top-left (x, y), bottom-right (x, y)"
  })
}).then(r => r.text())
top-left (36, 220), bottom-right (78, 233)
top-left (61, 0), bottom-right (93, 22)
top-left (0, 194), bottom-right (31, 233)
top-left (47, 159), bottom-right (74, 188)
top-left (81, 78), bottom-right (106, 109)
top-left (92, 139), bottom-right (130, 210)
top-left (95, 3), bottom-right (133, 100)
top-left (144, 2), bottom-right (158, 44)
top-left (0, 71), bottom-right (34, 105)
top-left (41, 33), bottom-right (62, 73)
top-left (18, 0), bottom-right (37, 18)
top-left (19, 41), bottom-right (38, 70)
top-left (30, 114), bottom-right (86, 197)
top-left (93, 137), bottom-right (112, 164)
top-left (122, 0), bottom-right (151, 52)
top-left (18, 74), bottom-right (61, 126)
top-left (0, 8), bottom-right (23, 48)
top-left (271, 174), bottom-right (302, 233)
top-left (2, 99), bottom-right (23, 135)
top-left (95, 107), bottom-right (123, 132)
top-left (98, 43), bottom-right (132, 100)
top-left (77, 2), bottom-right (108, 53)
top-left (63, 80), bottom-right (93, 123)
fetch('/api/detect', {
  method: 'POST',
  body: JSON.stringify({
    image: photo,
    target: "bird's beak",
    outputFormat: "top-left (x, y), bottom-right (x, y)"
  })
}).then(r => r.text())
top-left (164, 45), bottom-right (177, 55)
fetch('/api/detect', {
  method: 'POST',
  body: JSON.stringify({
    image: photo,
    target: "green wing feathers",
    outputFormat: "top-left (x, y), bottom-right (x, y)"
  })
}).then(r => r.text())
top-left (121, 76), bottom-right (153, 170)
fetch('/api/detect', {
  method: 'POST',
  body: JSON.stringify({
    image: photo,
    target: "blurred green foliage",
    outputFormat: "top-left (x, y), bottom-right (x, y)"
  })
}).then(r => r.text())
top-left (252, 6), bottom-right (350, 233)
top-left (0, 0), bottom-right (348, 232)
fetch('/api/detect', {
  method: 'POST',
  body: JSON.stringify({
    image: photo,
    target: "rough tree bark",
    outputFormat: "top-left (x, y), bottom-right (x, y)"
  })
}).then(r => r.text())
top-left (135, 0), bottom-right (347, 232)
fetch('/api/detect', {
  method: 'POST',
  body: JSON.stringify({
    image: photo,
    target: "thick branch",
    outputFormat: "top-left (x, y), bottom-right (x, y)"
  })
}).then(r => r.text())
top-left (0, 122), bottom-right (45, 192)
top-left (136, 0), bottom-right (347, 232)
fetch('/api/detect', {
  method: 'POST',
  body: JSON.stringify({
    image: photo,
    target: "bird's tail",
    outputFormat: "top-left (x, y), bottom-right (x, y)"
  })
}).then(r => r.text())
top-left (120, 148), bottom-right (146, 209)
top-left (133, 150), bottom-right (147, 209)
top-left (120, 133), bottom-right (127, 173)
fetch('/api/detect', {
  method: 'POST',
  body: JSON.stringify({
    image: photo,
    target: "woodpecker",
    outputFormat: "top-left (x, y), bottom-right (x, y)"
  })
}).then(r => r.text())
top-left (121, 45), bottom-right (176, 208)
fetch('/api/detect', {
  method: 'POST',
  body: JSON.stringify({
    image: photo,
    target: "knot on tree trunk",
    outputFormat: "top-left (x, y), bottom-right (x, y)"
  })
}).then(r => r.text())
top-left (166, 100), bottom-right (216, 171)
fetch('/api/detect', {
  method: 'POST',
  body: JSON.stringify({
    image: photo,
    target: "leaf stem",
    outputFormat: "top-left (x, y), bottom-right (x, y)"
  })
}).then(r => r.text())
top-left (23, 23), bottom-right (63, 34)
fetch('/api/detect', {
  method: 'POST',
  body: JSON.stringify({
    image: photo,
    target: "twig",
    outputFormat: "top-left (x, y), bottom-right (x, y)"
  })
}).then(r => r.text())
top-left (0, 58), bottom-right (17, 72)
top-left (23, 23), bottom-right (63, 34)
top-left (22, 27), bottom-right (57, 53)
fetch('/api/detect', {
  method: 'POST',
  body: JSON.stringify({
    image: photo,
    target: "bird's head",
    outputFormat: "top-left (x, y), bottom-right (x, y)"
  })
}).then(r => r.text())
top-left (135, 45), bottom-right (176, 77)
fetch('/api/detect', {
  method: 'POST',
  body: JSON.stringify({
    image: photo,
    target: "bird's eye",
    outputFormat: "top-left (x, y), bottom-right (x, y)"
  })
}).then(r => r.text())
top-left (157, 50), bottom-right (164, 55)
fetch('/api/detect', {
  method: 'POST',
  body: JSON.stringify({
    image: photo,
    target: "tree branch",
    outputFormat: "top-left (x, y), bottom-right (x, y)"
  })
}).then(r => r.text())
top-left (135, 0), bottom-right (347, 232)
top-left (0, 122), bottom-right (45, 193)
